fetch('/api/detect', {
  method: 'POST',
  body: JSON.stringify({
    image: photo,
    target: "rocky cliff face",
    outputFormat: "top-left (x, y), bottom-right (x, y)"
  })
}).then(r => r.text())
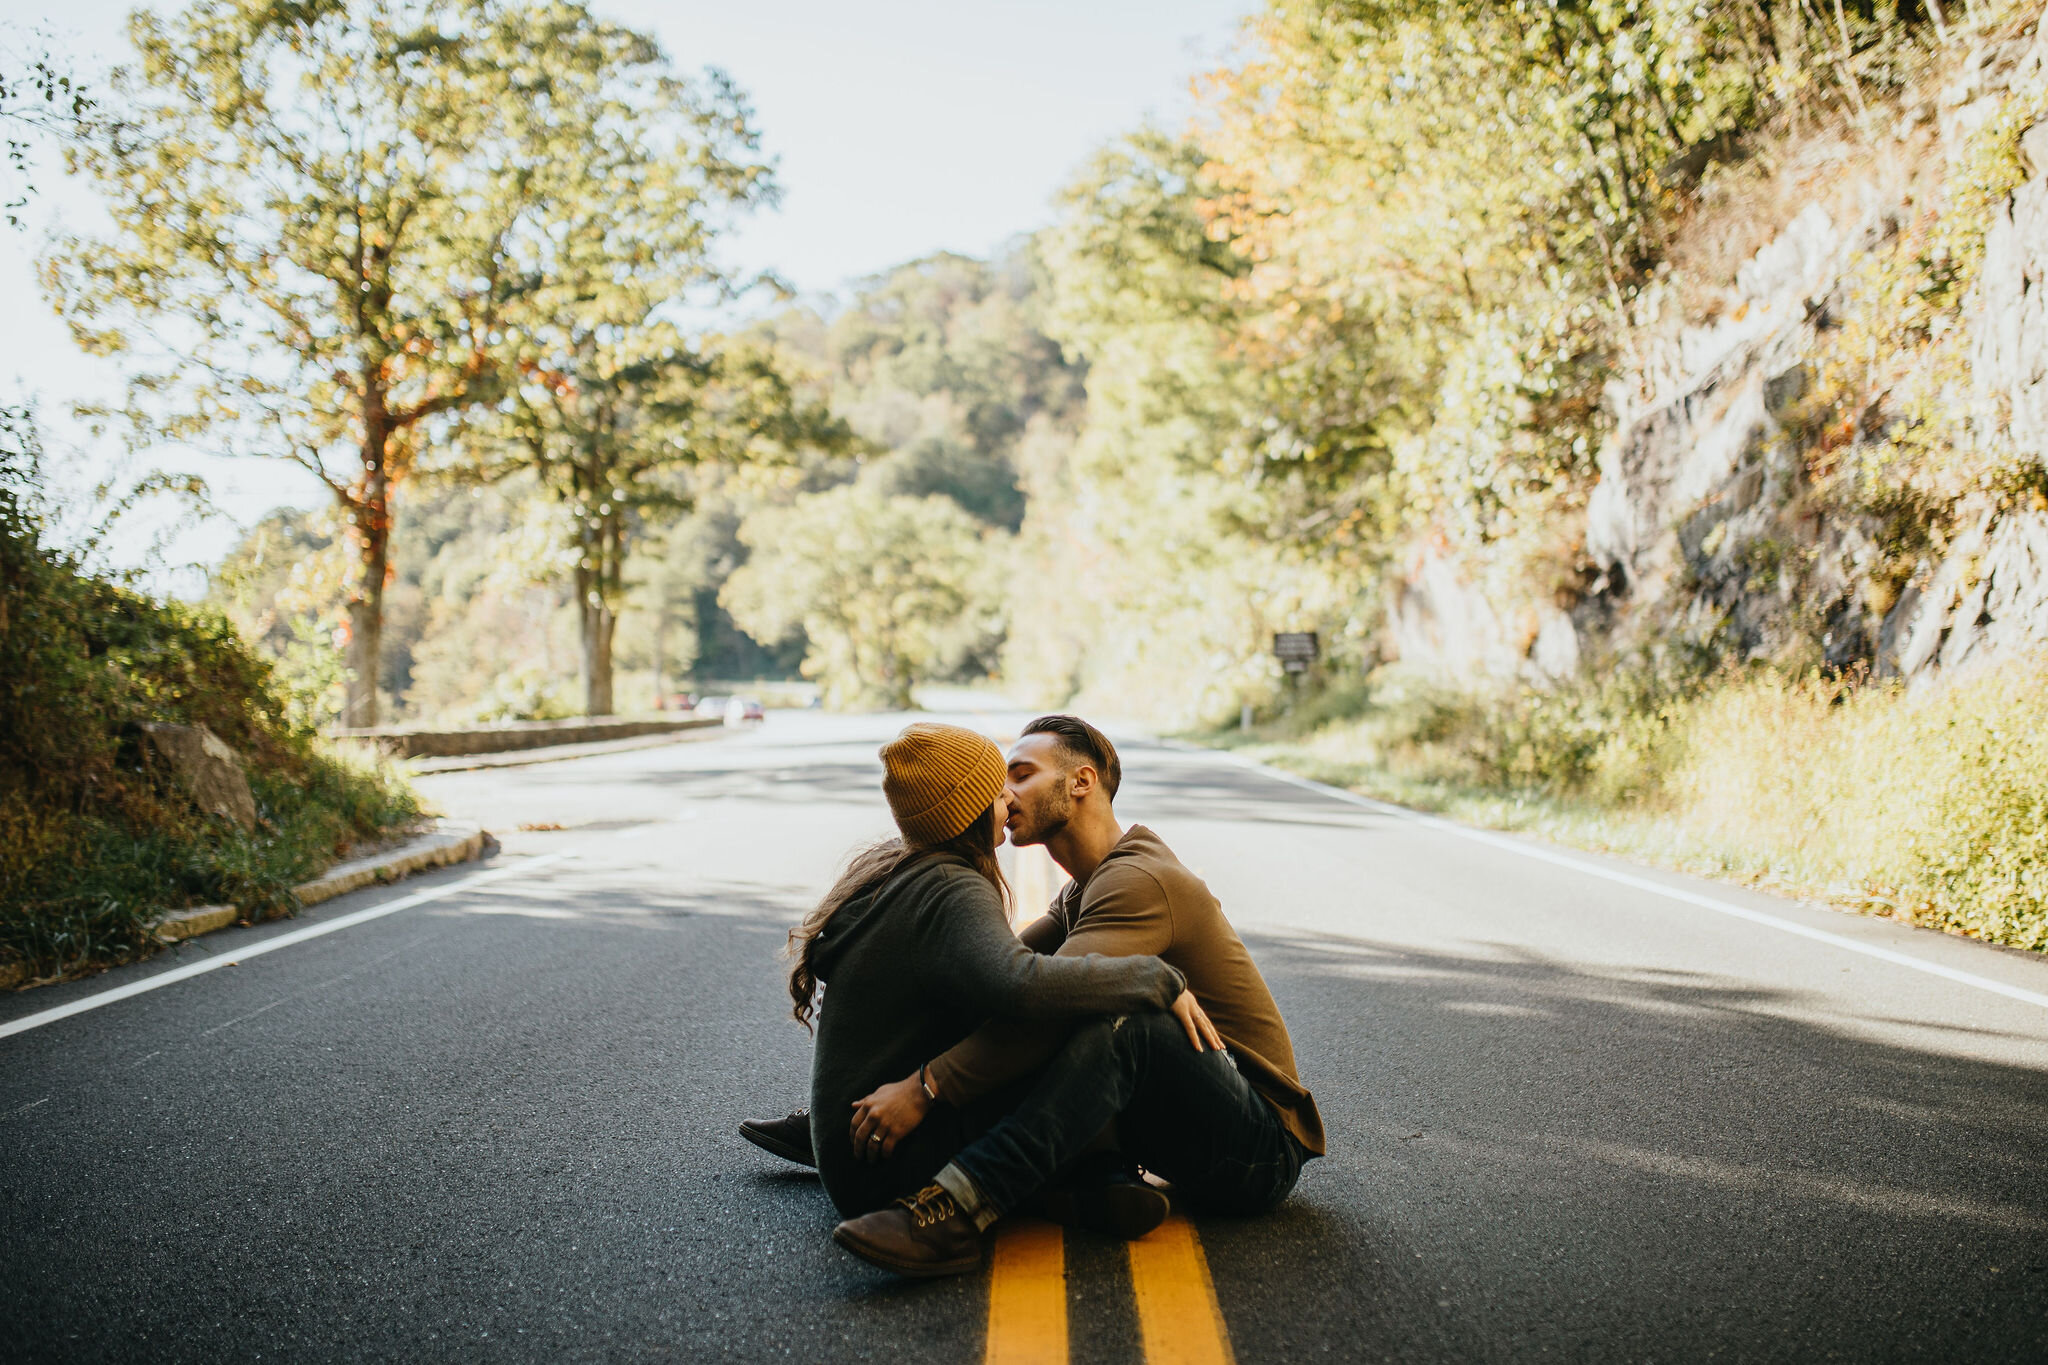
top-left (1388, 13), bottom-right (2048, 691)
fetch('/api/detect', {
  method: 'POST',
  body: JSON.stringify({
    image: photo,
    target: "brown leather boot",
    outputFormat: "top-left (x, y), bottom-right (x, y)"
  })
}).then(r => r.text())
top-left (832, 1184), bottom-right (985, 1277)
top-left (739, 1108), bottom-right (814, 1167)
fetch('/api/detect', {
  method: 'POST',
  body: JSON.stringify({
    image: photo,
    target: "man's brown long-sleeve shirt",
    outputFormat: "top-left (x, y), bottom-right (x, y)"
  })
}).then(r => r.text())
top-left (925, 824), bottom-right (1326, 1156)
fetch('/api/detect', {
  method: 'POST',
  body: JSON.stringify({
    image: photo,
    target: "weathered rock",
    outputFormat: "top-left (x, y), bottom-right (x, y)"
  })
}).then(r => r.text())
top-left (1980, 510), bottom-right (2048, 653)
top-left (1528, 611), bottom-right (1581, 681)
top-left (1875, 508), bottom-right (2048, 685)
top-left (1383, 543), bottom-right (1518, 682)
top-left (2020, 120), bottom-right (2048, 179)
top-left (1585, 320), bottom-right (1810, 611)
top-left (1735, 202), bottom-right (1841, 304)
top-left (1972, 165), bottom-right (2048, 467)
top-left (1380, 17), bottom-right (2048, 692)
top-left (139, 723), bottom-right (257, 831)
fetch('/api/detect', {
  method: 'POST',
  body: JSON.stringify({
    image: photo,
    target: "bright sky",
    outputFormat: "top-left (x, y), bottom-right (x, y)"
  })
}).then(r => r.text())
top-left (2, 0), bottom-right (1255, 582)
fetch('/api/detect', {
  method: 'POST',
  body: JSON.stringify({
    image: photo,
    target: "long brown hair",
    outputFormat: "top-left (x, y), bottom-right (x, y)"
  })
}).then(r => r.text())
top-left (787, 804), bottom-right (1010, 1030)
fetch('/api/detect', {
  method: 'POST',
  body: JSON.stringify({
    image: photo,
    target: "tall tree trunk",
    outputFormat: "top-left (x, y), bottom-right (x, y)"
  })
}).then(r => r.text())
top-left (578, 571), bottom-right (616, 717)
top-left (576, 506), bottom-right (617, 717)
top-left (344, 576), bottom-right (384, 727)
top-left (342, 439), bottom-right (390, 728)
top-left (568, 419), bottom-right (625, 719)
top-left (651, 611), bottom-right (666, 709)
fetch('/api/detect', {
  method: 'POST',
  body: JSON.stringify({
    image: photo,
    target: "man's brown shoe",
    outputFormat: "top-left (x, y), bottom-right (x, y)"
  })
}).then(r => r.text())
top-left (739, 1108), bottom-right (815, 1167)
top-left (832, 1184), bottom-right (985, 1278)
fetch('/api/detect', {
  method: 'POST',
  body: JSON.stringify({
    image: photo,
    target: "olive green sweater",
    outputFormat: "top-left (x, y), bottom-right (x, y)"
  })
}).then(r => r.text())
top-left (926, 825), bottom-right (1326, 1156)
top-left (806, 852), bottom-right (1185, 1211)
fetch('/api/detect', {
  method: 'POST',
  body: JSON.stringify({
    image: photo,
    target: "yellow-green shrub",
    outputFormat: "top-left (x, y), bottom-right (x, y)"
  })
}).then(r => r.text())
top-left (1231, 654), bottom-right (2048, 952)
top-left (1662, 661), bottom-right (2048, 946)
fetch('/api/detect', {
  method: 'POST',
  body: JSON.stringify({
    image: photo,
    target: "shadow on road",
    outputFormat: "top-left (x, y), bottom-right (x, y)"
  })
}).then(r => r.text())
top-left (11, 804), bottom-right (2046, 1363)
top-left (400, 869), bottom-right (2048, 1358)
top-left (599, 760), bottom-right (885, 807)
top-left (1213, 926), bottom-right (2048, 1360)
top-left (1119, 755), bottom-right (1401, 832)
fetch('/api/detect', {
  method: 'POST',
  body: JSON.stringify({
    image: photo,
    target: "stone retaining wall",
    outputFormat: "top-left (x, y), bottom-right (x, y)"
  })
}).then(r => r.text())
top-left (327, 715), bottom-right (722, 759)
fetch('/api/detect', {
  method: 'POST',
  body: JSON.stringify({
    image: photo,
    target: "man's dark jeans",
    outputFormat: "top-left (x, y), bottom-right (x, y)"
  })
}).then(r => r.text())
top-left (948, 1011), bottom-right (1307, 1217)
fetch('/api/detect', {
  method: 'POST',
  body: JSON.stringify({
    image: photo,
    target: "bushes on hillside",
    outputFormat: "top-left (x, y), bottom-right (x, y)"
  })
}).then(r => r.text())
top-left (1, 428), bottom-right (420, 983)
top-left (1671, 664), bottom-right (2048, 950)
top-left (1231, 655), bottom-right (2048, 952)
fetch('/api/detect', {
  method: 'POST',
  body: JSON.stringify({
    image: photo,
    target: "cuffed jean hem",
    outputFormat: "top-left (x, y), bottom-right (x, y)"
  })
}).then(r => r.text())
top-left (934, 1162), bottom-right (1001, 1231)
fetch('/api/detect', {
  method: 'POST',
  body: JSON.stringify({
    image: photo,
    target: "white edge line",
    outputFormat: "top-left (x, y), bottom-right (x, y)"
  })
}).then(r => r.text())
top-left (0, 853), bottom-right (572, 1043)
top-left (1201, 748), bottom-right (2048, 1013)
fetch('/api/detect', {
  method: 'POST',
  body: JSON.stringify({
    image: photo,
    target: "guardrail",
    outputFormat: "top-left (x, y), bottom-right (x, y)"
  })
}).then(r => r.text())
top-left (326, 715), bottom-right (725, 759)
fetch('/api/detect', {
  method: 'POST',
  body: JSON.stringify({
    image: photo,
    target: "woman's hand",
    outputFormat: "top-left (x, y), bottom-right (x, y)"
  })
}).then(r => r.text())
top-left (849, 1069), bottom-right (933, 1162)
top-left (1171, 990), bottom-right (1225, 1053)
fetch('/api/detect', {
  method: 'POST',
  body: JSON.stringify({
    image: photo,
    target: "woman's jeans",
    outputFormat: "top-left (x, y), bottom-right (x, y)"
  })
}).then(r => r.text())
top-left (944, 1011), bottom-right (1308, 1219)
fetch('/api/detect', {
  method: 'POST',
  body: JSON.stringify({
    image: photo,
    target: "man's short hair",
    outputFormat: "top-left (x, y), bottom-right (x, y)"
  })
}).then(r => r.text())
top-left (1021, 714), bottom-right (1121, 800)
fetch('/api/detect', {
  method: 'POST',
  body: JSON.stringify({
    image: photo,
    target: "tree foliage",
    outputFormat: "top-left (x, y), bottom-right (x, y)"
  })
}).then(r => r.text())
top-left (429, 34), bottom-right (843, 715)
top-left (820, 250), bottom-right (1085, 530)
top-left (469, 331), bottom-right (848, 713)
top-left (0, 27), bottom-right (94, 227)
top-left (998, 0), bottom-right (1979, 725)
top-left (148, 0), bottom-right (2013, 734)
top-left (47, 0), bottom-right (769, 725)
top-left (721, 484), bottom-right (1000, 710)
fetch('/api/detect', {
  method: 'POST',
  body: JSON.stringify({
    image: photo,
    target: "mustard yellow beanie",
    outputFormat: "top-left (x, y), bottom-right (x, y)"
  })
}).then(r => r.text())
top-left (880, 722), bottom-right (1006, 847)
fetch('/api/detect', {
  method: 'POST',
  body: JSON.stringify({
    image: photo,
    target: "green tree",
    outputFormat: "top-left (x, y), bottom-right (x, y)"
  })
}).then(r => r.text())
top-left (433, 34), bottom-right (859, 717)
top-left (1, 27), bottom-right (93, 227)
top-left (721, 484), bottom-right (999, 710)
top-left (1194, 0), bottom-right (1943, 548)
top-left (476, 332), bottom-right (847, 714)
top-left (817, 250), bottom-right (1085, 531)
top-left (45, 0), bottom-right (687, 725)
top-left (622, 516), bottom-right (706, 710)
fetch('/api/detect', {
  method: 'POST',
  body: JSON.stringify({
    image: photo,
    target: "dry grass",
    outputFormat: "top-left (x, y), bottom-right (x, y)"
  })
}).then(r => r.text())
top-left (1666, 663), bottom-right (2048, 946)
top-left (1206, 655), bottom-right (2048, 952)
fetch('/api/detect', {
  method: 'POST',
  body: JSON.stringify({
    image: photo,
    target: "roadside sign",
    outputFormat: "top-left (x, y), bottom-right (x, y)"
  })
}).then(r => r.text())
top-left (1273, 632), bottom-right (1319, 674)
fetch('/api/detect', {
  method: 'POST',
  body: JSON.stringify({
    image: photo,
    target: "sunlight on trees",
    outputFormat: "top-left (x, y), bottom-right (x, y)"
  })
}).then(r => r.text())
top-left (45, 0), bottom-right (781, 724)
top-left (21, 0), bottom-right (2048, 958)
top-left (430, 37), bottom-right (848, 716)
top-left (722, 484), bottom-right (1002, 710)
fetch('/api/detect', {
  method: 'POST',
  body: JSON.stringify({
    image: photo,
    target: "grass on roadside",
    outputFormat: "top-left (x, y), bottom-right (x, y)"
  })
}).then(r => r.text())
top-left (2, 450), bottom-right (424, 986)
top-left (1197, 655), bottom-right (2048, 952)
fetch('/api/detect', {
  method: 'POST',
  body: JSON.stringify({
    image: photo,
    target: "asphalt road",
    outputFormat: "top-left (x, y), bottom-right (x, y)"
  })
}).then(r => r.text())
top-left (5, 710), bottom-right (2048, 1362)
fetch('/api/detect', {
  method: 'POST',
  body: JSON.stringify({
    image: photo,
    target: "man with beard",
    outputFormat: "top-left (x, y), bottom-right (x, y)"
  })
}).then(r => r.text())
top-left (742, 714), bottom-right (1323, 1276)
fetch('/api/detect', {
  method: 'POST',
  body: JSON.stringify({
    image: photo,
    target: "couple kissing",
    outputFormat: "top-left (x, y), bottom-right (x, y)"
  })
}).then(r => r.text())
top-left (740, 714), bottom-right (1324, 1277)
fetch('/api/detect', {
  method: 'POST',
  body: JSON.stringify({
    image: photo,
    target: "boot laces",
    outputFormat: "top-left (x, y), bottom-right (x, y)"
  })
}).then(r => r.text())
top-left (894, 1184), bottom-right (960, 1230)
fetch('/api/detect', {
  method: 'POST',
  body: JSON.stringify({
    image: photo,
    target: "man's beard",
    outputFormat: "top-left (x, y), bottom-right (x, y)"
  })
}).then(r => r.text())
top-left (1014, 785), bottom-right (1073, 846)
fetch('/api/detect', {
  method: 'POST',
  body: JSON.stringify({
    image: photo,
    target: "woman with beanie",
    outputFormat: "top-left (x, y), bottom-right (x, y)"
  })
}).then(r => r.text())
top-left (788, 721), bottom-right (1188, 1234)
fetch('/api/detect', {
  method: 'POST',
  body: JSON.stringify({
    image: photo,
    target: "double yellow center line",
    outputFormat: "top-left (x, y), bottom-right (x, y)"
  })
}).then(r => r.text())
top-left (991, 796), bottom-right (1230, 1359)
top-left (985, 1215), bottom-right (1235, 1364)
